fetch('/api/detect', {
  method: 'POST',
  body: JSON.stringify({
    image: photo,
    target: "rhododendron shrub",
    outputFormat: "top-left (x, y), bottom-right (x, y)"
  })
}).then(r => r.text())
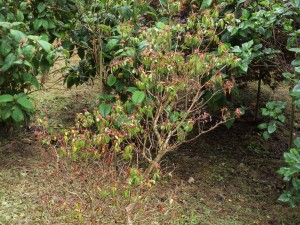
top-left (36, 7), bottom-right (240, 177)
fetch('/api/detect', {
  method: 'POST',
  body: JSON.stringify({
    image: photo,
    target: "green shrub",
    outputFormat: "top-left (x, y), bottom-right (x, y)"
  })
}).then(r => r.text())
top-left (0, 0), bottom-right (75, 125)
top-left (278, 137), bottom-right (300, 207)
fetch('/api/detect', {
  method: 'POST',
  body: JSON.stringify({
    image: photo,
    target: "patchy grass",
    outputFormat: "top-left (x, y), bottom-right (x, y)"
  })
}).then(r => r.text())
top-left (1, 74), bottom-right (300, 224)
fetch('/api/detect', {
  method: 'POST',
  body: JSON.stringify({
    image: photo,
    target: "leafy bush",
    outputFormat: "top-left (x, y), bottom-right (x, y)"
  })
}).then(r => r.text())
top-left (278, 137), bottom-right (300, 207)
top-left (37, 4), bottom-right (241, 177)
top-left (258, 101), bottom-right (286, 140)
top-left (0, 22), bottom-right (60, 124)
top-left (226, 0), bottom-right (294, 86)
top-left (64, 0), bottom-right (155, 89)
top-left (0, 0), bottom-right (74, 125)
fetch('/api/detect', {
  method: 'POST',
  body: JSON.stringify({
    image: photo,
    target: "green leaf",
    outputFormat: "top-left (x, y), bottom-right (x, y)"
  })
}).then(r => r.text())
top-left (225, 118), bottom-right (235, 129)
top-left (41, 19), bottom-right (49, 29)
top-left (132, 91), bottom-right (145, 104)
top-left (278, 191), bottom-right (292, 203)
top-left (126, 87), bottom-right (138, 93)
top-left (267, 124), bottom-right (276, 134)
top-left (17, 96), bottom-right (34, 110)
top-left (138, 40), bottom-right (149, 51)
top-left (2, 53), bottom-right (16, 72)
top-left (99, 24), bottom-right (111, 34)
top-left (115, 79), bottom-right (125, 92)
top-left (292, 178), bottom-right (300, 190)
top-left (159, 0), bottom-right (167, 6)
top-left (24, 60), bottom-right (33, 68)
top-left (33, 19), bottom-right (43, 30)
top-left (290, 84), bottom-right (300, 98)
top-left (1, 106), bottom-right (12, 120)
top-left (118, 47), bottom-right (136, 58)
top-left (37, 3), bottom-right (46, 13)
top-left (105, 39), bottom-right (119, 52)
top-left (156, 22), bottom-right (166, 29)
top-left (263, 131), bottom-right (270, 140)
top-left (200, 0), bottom-right (213, 11)
top-left (12, 105), bottom-right (24, 123)
top-left (99, 94), bottom-right (115, 101)
top-left (291, 0), bottom-right (300, 9)
top-left (99, 104), bottom-right (111, 117)
top-left (31, 76), bottom-right (40, 89)
top-left (278, 115), bottom-right (285, 123)
top-left (37, 40), bottom-right (51, 52)
top-left (289, 48), bottom-right (300, 53)
top-left (294, 137), bottom-right (300, 148)
top-left (282, 72), bottom-right (294, 80)
top-left (23, 73), bottom-right (32, 82)
top-left (239, 63), bottom-right (249, 73)
top-left (107, 75), bottom-right (117, 87)
top-left (23, 45), bottom-right (35, 58)
top-left (119, 5), bottom-right (132, 20)
top-left (11, 22), bottom-right (23, 27)
top-left (292, 59), bottom-right (300, 66)
top-left (28, 35), bottom-right (41, 41)
top-left (10, 29), bottom-right (26, 42)
top-left (0, 94), bottom-right (14, 103)
top-left (20, 2), bottom-right (27, 10)
top-left (16, 10), bottom-right (24, 22)
top-left (0, 22), bottom-right (11, 29)
top-left (258, 123), bottom-right (267, 130)
top-left (0, 40), bottom-right (12, 56)
top-left (0, 77), bottom-right (4, 85)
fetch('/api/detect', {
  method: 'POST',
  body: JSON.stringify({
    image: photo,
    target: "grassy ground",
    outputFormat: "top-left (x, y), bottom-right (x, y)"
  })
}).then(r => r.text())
top-left (1, 66), bottom-right (300, 224)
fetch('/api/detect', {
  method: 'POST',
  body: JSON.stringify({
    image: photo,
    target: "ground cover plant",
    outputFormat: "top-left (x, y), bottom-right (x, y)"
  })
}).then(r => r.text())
top-left (1, 0), bottom-right (300, 224)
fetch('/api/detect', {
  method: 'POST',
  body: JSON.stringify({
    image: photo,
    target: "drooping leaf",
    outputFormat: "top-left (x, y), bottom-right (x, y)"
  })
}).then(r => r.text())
top-left (12, 105), bottom-right (24, 123)
top-left (1, 106), bottom-right (12, 120)
top-left (31, 76), bottom-right (40, 89)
